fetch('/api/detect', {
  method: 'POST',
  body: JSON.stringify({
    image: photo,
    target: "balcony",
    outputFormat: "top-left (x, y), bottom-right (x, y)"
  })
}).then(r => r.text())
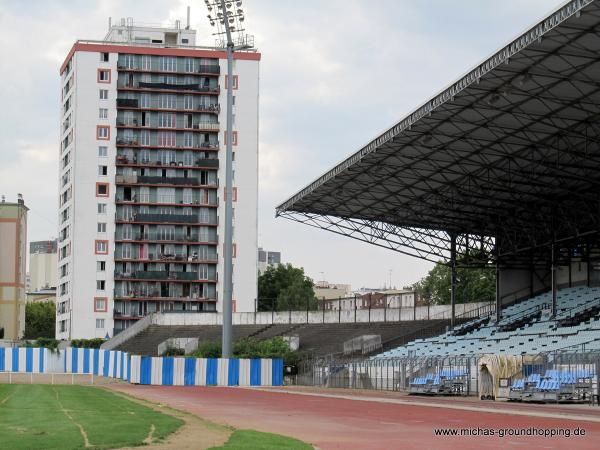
top-left (116, 233), bottom-right (217, 244)
top-left (114, 253), bottom-right (217, 263)
top-left (117, 213), bottom-right (207, 224)
top-left (115, 270), bottom-right (202, 281)
top-left (133, 82), bottom-right (220, 93)
top-left (116, 138), bottom-right (219, 151)
top-left (114, 291), bottom-right (216, 301)
top-left (116, 98), bottom-right (139, 108)
top-left (116, 64), bottom-right (220, 75)
top-left (116, 174), bottom-right (217, 187)
top-left (116, 155), bottom-right (219, 169)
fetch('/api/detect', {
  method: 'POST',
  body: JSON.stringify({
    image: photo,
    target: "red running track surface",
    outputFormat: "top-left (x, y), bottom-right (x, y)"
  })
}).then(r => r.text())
top-left (110, 385), bottom-right (600, 450)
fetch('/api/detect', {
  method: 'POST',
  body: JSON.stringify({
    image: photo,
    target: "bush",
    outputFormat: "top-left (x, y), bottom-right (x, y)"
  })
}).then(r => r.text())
top-left (24, 337), bottom-right (59, 352)
top-left (189, 340), bottom-right (222, 358)
top-left (70, 338), bottom-right (104, 349)
top-left (190, 337), bottom-right (299, 365)
top-left (162, 347), bottom-right (185, 357)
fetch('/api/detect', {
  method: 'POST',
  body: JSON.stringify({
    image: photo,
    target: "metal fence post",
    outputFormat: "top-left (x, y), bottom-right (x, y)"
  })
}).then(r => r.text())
top-left (322, 297), bottom-right (325, 323)
top-left (306, 295), bottom-right (309, 323)
top-left (354, 294), bottom-right (357, 322)
top-left (384, 294), bottom-right (387, 322)
top-left (338, 297), bottom-right (341, 323)
top-left (369, 293), bottom-right (372, 323)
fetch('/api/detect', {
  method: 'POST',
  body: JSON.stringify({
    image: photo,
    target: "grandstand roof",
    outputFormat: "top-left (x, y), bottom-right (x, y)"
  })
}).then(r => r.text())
top-left (276, 0), bottom-right (600, 267)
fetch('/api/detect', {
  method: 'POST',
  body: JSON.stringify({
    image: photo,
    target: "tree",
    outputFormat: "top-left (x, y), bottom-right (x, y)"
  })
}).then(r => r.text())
top-left (257, 263), bottom-right (318, 311)
top-left (412, 261), bottom-right (495, 305)
top-left (24, 301), bottom-right (56, 339)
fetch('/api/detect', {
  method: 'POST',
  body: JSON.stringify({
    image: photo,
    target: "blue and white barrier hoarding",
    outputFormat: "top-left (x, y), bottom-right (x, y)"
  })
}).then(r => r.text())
top-left (1, 347), bottom-right (283, 387)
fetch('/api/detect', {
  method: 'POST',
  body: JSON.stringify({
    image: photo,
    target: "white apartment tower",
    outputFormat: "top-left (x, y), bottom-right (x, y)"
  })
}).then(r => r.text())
top-left (57, 18), bottom-right (259, 339)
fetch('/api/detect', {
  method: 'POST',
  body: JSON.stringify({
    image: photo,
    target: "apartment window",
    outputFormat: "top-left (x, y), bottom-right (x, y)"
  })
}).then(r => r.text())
top-left (96, 183), bottom-right (109, 197)
top-left (157, 131), bottom-right (176, 147)
top-left (100, 52), bottom-right (109, 62)
top-left (97, 222), bottom-right (107, 233)
top-left (161, 56), bottom-right (177, 72)
top-left (141, 55), bottom-right (152, 70)
top-left (99, 108), bottom-right (108, 119)
top-left (97, 261), bottom-right (106, 272)
top-left (96, 319), bottom-right (105, 329)
top-left (96, 280), bottom-right (106, 291)
top-left (95, 240), bottom-right (108, 254)
top-left (225, 75), bottom-right (239, 90)
top-left (98, 165), bottom-right (109, 177)
top-left (224, 130), bottom-right (238, 146)
top-left (99, 89), bottom-right (108, 100)
top-left (159, 95), bottom-right (176, 109)
top-left (98, 69), bottom-right (111, 83)
top-left (184, 95), bottom-right (193, 110)
top-left (97, 203), bottom-right (107, 214)
top-left (183, 132), bottom-right (194, 148)
top-left (94, 297), bottom-right (108, 312)
top-left (141, 130), bottom-right (151, 146)
top-left (140, 94), bottom-right (151, 108)
top-left (123, 54), bottom-right (135, 69)
top-left (98, 146), bottom-right (108, 157)
top-left (97, 125), bottom-right (110, 140)
top-left (185, 58), bottom-right (194, 73)
top-left (158, 113), bottom-right (175, 128)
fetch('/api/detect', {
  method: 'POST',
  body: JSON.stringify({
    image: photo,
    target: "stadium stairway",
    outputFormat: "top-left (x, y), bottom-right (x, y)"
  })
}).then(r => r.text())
top-left (375, 286), bottom-right (600, 359)
top-left (113, 320), bottom-right (449, 357)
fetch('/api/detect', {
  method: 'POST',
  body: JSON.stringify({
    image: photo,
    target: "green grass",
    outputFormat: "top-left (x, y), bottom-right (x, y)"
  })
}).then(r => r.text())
top-left (0, 384), bottom-right (182, 449)
top-left (208, 429), bottom-right (313, 450)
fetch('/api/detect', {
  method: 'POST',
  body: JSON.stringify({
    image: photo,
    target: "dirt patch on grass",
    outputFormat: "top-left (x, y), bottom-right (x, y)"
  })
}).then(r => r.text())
top-left (109, 389), bottom-right (231, 450)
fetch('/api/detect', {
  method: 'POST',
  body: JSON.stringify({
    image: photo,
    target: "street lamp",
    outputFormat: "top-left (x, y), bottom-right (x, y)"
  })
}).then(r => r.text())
top-left (204, 0), bottom-right (254, 358)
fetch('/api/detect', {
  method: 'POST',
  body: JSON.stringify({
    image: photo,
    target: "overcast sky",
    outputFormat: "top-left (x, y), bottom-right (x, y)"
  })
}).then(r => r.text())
top-left (0, 0), bottom-right (561, 289)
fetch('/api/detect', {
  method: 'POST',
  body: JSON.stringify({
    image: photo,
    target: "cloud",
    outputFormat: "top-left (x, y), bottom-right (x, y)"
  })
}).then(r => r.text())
top-left (0, 0), bottom-right (565, 287)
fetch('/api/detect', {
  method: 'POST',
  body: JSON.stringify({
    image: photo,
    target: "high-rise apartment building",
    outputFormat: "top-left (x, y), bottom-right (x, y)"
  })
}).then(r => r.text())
top-left (0, 195), bottom-right (28, 340)
top-left (29, 239), bottom-right (58, 291)
top-left (57, 18), bottom-right (260, 339)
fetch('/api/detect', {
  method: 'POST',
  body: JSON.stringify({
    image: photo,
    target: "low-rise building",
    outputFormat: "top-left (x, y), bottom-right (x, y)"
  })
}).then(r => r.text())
top-left (0, 195), bottom-right (28, 339)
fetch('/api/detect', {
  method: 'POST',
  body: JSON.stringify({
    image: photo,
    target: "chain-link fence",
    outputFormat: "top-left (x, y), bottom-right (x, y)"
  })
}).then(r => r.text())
top-left (292, 350), bottom-right (600, 404)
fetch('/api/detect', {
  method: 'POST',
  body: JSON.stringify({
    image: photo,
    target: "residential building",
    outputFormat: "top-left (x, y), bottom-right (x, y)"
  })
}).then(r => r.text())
top-left (26, 288), bottom-right (57, 304)
top-left (257, 247), bottom-right (281, 274)
top-left (29, 239), bottom-right (58, 291)
top-left (314, 280), bottom-right (352, 305)
top-left (57, 17), bottom-right (260, 339)
top-left (0, 195), bottom-right (28, 340)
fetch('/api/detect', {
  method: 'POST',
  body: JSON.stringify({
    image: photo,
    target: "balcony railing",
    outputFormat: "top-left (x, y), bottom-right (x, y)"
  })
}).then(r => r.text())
top-left (116, 138), bottom-right (219, 150)
top-left (117, 213), bottom-right (207, 224)
top-left (117, 63), bottom-right (220, 75)
top-left (116, 99), bottom-right (219, 113)
top-left (114, 253), bottom-right (217, 262)
top-left (115, 271), bottom-right (202, 281)
top-left (116, 233), bottom-right (217, 243)
top-left (116, 174), bottom-right (217, 187)
top-left (133, 82), bottom-right (220, 93)
top-left (116, 155), bottom-right (219, 168)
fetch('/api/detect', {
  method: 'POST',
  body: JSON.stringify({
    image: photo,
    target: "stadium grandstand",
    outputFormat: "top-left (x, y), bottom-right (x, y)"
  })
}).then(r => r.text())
top-left (276, 0), bottom-right (600, 400)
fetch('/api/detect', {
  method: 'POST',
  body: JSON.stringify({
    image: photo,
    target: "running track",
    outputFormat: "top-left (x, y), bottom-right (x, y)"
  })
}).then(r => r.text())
top-left (110, 385), bottom-right (600, 449)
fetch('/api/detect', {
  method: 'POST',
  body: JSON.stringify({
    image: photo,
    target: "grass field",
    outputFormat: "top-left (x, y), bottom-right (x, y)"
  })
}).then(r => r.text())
top-left (209, 430), bottom-right (313, 450)
top-left (0, 384), bottom-right (182, 449)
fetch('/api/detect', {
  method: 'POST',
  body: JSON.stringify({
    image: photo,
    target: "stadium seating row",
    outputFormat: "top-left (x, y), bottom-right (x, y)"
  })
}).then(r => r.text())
top-left (375, 287), bottom-right (600, 358)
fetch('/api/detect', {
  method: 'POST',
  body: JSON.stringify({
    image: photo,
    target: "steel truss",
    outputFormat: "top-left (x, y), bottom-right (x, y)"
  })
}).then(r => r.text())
top-left (276, 0), bottom-right (600, 269)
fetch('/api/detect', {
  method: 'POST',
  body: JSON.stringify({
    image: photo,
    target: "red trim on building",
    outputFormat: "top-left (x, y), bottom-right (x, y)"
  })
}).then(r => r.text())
top-left (94, 296), bottom-right (108, 312)
top-left (224, 131), bottom-right (238, 146)
top-left (232, 299), bottom-right (237, 312)
top-left (61, 42), bottom-right (261, 74)
top-left (224, 75), bottom-right (239, 90)
top-left (96, 182), bottom-right (109, 197)
top-left (223, 187), bottom-right (238, 202)
top-left (95, 240), bottom-right (109, 255)
top-left (97, 125), bottom-right (110, 140)
top-left (223, 243), bottom-right (237, 258)
top-left (97, 68), bottom-right (111, 83)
